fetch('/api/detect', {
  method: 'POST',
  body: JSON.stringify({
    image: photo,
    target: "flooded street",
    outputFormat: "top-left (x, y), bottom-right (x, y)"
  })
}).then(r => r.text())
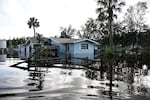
top-left (0, 58), bottom-right (150, 100)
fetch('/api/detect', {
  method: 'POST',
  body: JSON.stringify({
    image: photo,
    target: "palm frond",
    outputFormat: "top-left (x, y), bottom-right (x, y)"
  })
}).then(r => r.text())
top-left (97, 0), bottom-right (108, 7)
top-left (27, 17), bottom-right (40, 37)
top-left (112, 5), bottom-right (116, 9)
top-left (35, 18), bottom-right (37, 22)
top-left (113, 0), bottom-right (118, 3)
top-left (29, 17), bottom-right (32, 21)
top-left (96, 7), bottom-right (103, 13)
top-left (114, 7), bottom-right (121, 12)
top-left (98, 12), bottom-right (108, 21)
top-left (27, 21), bottom-right (32, 28)
top-left (119, 1), bottom-right (125, 6)
top-left (113, 14), bottom-right (117, 19)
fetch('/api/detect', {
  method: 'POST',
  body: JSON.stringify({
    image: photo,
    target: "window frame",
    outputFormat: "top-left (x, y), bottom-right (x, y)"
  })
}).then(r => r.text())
top-left (81, 43), bottom-right (88, 50)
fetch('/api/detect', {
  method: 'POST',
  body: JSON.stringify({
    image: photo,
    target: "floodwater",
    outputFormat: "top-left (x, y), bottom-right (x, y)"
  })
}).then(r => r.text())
top-left (0, 58), bottom-right (150, 100)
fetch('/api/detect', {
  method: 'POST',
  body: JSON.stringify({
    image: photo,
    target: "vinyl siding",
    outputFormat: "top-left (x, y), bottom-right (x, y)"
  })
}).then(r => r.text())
top-left (73, 41), bottom-right (94, 59)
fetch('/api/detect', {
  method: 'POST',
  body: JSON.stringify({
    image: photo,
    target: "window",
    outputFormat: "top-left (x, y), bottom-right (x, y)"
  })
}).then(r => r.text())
top-left (81, 44), bottom-right (88, 50)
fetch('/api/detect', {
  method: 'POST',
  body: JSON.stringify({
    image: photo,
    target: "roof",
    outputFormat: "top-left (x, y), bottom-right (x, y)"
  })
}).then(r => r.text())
top-left (28, 37), bottom-right (38, 43)
top-left (50, 37), bottom-right (79, 43)
top-left (50, 37), bottom-right (100, 45)
top-left (25, 37), bottom-right (38, 45)
top-left (74, 38), bottom-right (100, 45)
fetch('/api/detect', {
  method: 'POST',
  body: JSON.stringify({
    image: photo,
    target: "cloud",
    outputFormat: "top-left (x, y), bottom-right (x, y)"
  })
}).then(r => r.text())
top-left (0, 0), bottom-right (31, 39)
top-left (0, 0), bottom-right (149, 39)
top-left (0, 0), bottom-right (97, 39)
top-left (26, 0), bottom-right (97, 37)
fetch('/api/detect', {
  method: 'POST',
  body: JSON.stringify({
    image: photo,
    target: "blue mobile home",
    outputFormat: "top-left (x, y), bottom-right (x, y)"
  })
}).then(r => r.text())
top-left (18, 37), bottom-right (58, 60)
top-left (18, 38), bottom-right (41, 60)
top-left (49, 37), bottom-right (100, 64)
top-left (18, 44), bottom-right (26, 60)
top-left (18, 37), bottom-right (100, 65)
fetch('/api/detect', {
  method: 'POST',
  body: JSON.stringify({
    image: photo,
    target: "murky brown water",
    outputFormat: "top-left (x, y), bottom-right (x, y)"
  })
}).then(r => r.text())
top-left (0, 58), bottom-right (150, 100)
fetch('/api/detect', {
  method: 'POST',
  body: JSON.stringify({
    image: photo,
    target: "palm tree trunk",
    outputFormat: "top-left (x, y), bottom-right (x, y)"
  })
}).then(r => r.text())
top-left (108, 0), bottom-right (113, 99)
top-left (33, 26), bottom-right (36, 38)
top-left (109, 0), bottom-right (113, 48)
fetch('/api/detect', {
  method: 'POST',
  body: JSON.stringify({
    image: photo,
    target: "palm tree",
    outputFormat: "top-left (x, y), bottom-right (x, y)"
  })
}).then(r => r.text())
top-left (96, 0), bottom-right (125, 97)
top-left (96, 0), bottom-right (125, 47)
top-left (27, 17), bottom-right (40, 37)
top-left (60, 25), bottom-right (76, 38)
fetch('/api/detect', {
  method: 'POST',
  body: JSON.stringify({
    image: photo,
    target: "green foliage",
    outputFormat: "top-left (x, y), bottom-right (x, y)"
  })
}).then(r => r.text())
top-left (96, 0), bottom-right (125, 21)
top-left (123, 2), bottom-right (148, 32)
top-left (60, 25), bottom-right (76, 38)
top-left (7, 37), bottom-right (26, 48)
top-left (79, 18), bottom-right (104, 41)
top-left (100, 29), bottom-right (150, 48)
top-left (60, 31), bottom-right (71, 38)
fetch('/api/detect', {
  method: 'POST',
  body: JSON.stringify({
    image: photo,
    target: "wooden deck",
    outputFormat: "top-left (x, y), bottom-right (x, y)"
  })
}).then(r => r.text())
top-left (27, 57), bottom-right (61, 67)
top-left (9, 57), bottom-right (102, 71)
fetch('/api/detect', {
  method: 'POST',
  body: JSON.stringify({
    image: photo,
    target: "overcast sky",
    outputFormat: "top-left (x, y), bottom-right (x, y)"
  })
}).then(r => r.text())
top-left (0, 0), bottom-right (149, 39)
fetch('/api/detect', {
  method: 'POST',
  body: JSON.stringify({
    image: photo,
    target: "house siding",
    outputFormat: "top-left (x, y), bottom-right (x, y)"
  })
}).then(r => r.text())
top-left (26, 45), bottom-right (30, 59)
top-left (74, 41), bottom-right (94, 59)
top-left (18, 43), bottom-right (40, 60)
top-left (49, 38), bottom-right (100, 64)
top-left (69, 43), bottom-right (74, 57)
top-left (50, 40), bottom-right (66, 59)
top-left (18, 38), bottom-right (100, 65)
top-left (50, 38), bottom-right (98, 57)
top-left (59, 44), bottom-right (66, 59)
top-left (18, 45), bottom-right (26, 59)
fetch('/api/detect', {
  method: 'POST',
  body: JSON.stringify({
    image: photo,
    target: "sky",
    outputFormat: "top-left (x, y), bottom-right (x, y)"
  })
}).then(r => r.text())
top-left (0, 0), bottom-right (150, 39)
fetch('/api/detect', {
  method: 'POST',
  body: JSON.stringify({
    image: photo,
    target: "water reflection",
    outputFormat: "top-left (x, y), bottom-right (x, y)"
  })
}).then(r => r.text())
top-left (86, 54), bottom-right (150, 99)
top-left (28, 67), bottom-right (46, 91)
top-left (0, 53), bottom-right (150, 99)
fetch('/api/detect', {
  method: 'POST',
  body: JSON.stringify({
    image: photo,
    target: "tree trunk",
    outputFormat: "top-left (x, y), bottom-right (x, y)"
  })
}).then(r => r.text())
top-left (33, 27), bottom-right (36, 38)
top-left (109, 1), bottom-right (113, 48)
top-left (108, 0), bottom-right (113, 99)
